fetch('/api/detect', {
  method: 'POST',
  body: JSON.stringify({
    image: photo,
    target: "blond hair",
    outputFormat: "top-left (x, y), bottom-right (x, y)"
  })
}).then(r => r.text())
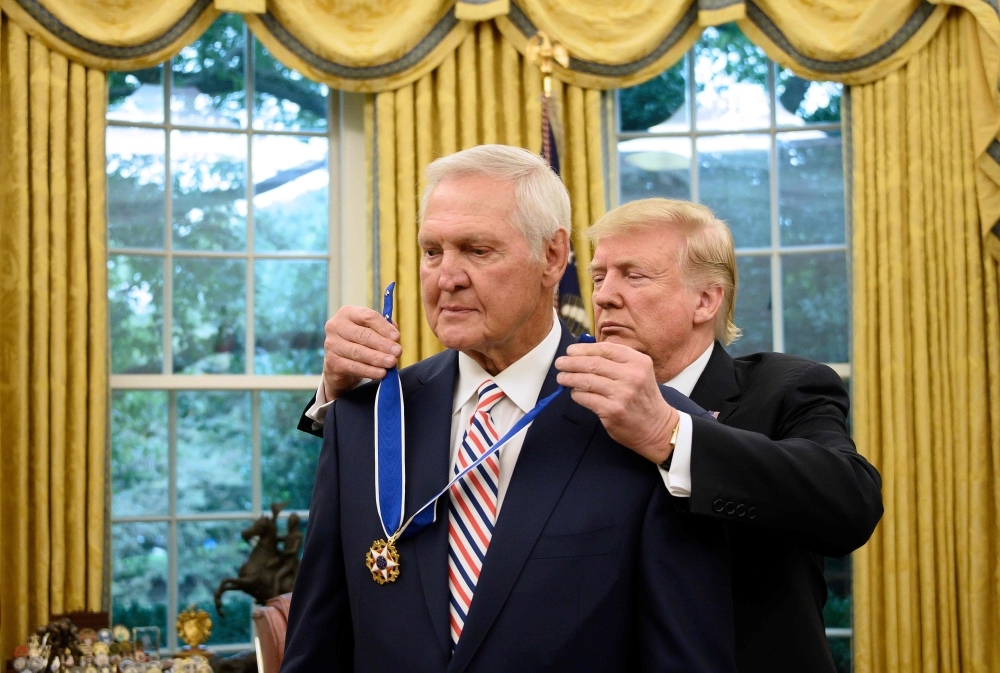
top-left (420, 144), bottom-right (570, 259)
top-left (587, 198), bottom-right (741, 345)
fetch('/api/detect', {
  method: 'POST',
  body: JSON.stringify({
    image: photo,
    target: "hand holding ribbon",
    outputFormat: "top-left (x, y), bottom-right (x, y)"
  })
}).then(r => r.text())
top-left (368, 283), bottom-right (594, 584)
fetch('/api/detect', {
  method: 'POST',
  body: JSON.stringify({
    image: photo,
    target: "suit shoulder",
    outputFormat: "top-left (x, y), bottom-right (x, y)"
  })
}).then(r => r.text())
top-left (399, 349), bottom-right (456, 391)
top-left (732, 351), bottom-right (845, 392)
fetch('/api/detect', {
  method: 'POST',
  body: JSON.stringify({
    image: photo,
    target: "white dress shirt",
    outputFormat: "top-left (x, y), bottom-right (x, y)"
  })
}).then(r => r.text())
top-left (659, 342), bottom-right (715, 498)
top-left (450, 314), bottom-right (561, 512)
top-left (306, 313), bottom-right (562, 514)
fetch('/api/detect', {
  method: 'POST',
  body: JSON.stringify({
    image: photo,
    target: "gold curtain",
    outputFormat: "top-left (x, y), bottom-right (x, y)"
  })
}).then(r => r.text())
top-left (373, 22), bottom-right (604, 365)
top-left (850, 9), bottom-right (1000, 672)
top-left (0, 13), bottom-right (108, 658)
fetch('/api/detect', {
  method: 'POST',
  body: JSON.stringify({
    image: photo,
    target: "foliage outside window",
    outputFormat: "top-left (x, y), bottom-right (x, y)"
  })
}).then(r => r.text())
top-left (107, 14), bottom-right (332, 653)
top-left (615, 24), bottom-right (852, 673)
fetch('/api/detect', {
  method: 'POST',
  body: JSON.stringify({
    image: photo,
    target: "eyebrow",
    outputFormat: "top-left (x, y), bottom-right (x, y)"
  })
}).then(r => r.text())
top-left (588, 258), bottom-right (643, 273)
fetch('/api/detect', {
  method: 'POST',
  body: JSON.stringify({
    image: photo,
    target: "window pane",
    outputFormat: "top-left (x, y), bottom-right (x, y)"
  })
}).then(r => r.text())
top-left (618, 137), bottom-right (691, 204)
top-left (176, 391), bottom-right (252, 513)
top-left (171, 15), bottom-right (246, 128)
top-left (171, 131), bottom-right (248, 251)
top-left (778, 69), bottom-right (842, 125)
top-left (695, 24), bottom-right (769, 131)
top-left (617, 56), bottom-right (688, 132)
top-left (112, 522), bottom-right (169, 635)
top-left (172, 257), bottom-right (246, 374)
top-left (829, 637), bottom-right (852, 673)
top-left (107, 127), bottom-right (165, 249)
top-left (253, 39), bottom-right (328, 131)
top-left (254, 260), bottom-right (326, 374)
top-left (261, 391), bottom-right (322, 510)
top-left (112, 391), bottom-right (168, 517)
top-left (779, 131), bottom-right (845, 246)
top-left (178, 520), bottom-right (253, 645)
top-left (825, 554), bottom-right (852, 628)
top-left (729, 256), bottom-right (772, 357)
top-left (782, 252), bottom-right (849, 362)
top-left (253, 135), bottom-right (329, 252)
top-left (697, 135), bottom-right (770, 248)
top-left (108, 66), bottom-right (164, 124)
top-left (109, 254), bottom-right (164, 374)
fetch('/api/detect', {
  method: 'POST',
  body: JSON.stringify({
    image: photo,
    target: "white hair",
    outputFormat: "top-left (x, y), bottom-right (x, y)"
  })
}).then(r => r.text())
top-left (419, 144), bottom-right (571, 259)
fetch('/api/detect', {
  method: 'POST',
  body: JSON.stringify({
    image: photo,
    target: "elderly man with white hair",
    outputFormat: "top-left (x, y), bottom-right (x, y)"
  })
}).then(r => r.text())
top-left (306, 181), bottom-right (882, 672)
top-left (282, 145), bottom-right (737, 672)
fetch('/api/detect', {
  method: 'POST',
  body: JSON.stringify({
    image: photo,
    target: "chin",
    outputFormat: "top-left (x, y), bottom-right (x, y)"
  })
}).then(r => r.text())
top-left (433, 321), bottom-right (485, 352)
top-left (602, 334), bottom-right (644, 351)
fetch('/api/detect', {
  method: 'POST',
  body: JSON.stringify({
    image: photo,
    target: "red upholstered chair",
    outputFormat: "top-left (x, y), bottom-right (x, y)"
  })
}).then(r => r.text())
top-left (253, 593), bottom-right (292, 673)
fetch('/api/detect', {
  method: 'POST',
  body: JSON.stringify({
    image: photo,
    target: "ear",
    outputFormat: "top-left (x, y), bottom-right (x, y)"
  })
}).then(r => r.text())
top-left (541, 228), bottom-right (571, 289)
top-left (692, 285), bottom-right (725, 327)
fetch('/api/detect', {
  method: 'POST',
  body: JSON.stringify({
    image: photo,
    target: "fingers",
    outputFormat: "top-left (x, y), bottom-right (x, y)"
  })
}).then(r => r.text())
top-left (556, 370), bottom-right (617, 396)
top-left (568, 388), bottom-right (618, 417)
top-left (325, 354), bottom-right (388, 383)
top-left (555, 354), bottom-right (636, 381)
top-left (564, 341), bottom-right (640, 363)
top-left (335, 306), bottom-right (402, 354)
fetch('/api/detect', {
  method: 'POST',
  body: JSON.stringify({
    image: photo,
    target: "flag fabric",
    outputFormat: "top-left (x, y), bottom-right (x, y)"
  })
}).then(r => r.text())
top-left (542, 95), bottom-right (590, 337)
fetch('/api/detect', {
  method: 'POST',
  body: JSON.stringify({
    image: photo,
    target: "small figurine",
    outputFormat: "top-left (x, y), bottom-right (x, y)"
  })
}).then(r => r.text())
top-left (174, 607), bottom-right (212, 659)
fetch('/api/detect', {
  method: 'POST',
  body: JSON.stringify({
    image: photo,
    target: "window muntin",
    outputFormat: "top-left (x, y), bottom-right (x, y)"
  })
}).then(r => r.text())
top-left (108, 14), bottom-right (331, 653)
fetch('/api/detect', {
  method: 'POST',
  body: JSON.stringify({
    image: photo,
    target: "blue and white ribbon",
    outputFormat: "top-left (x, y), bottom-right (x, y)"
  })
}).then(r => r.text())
top-left (374, 282), bottom-right (594, 543)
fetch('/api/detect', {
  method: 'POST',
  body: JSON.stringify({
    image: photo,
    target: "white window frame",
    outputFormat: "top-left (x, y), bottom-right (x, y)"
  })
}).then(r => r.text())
top-left (108, 30), bottom-right (369, 653)
top-left (608, 55), bottom-right (850, 379)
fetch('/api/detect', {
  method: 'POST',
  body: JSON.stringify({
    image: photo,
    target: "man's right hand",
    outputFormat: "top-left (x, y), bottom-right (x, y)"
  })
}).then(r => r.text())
top-left (322, 305), bottom-right (403, 400)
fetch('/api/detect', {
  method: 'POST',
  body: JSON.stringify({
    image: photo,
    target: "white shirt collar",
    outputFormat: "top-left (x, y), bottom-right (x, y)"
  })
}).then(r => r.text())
top-left (454, 311), bottom-right (562, 414)
top-left (664, 342), bottom-right (715, 397)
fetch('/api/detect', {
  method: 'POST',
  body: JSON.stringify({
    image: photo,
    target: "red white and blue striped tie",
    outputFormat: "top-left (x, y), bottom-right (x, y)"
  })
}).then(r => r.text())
top-left (448, 380), bottom-right (505, 647)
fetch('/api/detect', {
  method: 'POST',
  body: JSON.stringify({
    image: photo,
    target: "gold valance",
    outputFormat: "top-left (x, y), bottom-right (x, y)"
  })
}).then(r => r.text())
top-left (1, 1), bottom-right (994, 89)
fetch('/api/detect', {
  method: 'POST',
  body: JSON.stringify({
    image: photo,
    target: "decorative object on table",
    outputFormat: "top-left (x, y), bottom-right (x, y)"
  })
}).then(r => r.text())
top-left (174, 608), bottom-right (212, 660)
top-left (131, 628), bottom-right (160, 663)
top-left (213, 503), bottom-right (301, 618)
top-left (8, 619), bottom-right (165, 673)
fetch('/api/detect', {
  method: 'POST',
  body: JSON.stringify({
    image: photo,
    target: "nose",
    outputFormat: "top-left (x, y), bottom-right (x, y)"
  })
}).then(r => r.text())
top-left (593, 272), bottom-right (624, 310)
top-left (438, 250), bottom-right (470, 293)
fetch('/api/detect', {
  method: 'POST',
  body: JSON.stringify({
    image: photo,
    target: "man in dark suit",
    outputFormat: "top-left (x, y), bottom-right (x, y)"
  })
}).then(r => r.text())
top-left (553, 198), bottom-right (882, 673)
top-left (283, 147), bottom-right (737, 672)
top-left (309, 195), bottom-right (882, 672)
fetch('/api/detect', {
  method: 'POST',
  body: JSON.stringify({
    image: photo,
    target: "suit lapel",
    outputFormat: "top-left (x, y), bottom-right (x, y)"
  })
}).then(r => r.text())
top-left (404, 351), bottom-right (459, 658)
top-left (690, 341), bottom-right (742, 422)
top-left (449, 326), bottom-right (599, 673)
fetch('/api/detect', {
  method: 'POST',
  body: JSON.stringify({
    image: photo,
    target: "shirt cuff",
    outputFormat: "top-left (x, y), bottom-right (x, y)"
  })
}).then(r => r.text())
top-left (659, 411), bottom-right (693, 498)
top-left (304, 378), bottom-right (335, 424)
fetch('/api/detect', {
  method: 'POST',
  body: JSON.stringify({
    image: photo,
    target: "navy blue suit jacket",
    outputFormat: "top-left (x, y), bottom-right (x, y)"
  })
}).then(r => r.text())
top-left (283, 325), bottom-right (737, 672)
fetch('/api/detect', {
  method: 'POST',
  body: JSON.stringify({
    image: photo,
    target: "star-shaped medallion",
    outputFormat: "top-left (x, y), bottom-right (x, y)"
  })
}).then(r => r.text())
top-left (366, 539), bottom-right (400, 584)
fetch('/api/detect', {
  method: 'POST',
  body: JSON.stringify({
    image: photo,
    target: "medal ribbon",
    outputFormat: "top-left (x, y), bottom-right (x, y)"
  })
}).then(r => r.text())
top-left (374, 282), bottom-right (595, 545)
top-left (374, 283), bottom-right (406, 539)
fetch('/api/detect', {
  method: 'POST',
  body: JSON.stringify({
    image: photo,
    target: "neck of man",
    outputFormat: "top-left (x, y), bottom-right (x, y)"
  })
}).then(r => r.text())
top-left (463, 300), bottom-right (555, 376)
top-left (654, 328), bottom-right (716, 383)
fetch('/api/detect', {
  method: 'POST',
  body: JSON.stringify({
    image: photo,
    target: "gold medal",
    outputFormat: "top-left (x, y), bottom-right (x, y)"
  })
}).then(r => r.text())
top-left (366, 538), bottom-right (400, 584)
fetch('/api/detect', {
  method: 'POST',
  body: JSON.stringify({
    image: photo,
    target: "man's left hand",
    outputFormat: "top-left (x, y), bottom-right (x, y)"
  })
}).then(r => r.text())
top-left (555, 342), bottom-right (679, 464)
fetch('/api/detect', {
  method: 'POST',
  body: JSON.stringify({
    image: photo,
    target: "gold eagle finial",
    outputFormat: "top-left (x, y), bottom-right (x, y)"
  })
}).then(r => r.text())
top-left (525, 31), bottom-right (569, 96)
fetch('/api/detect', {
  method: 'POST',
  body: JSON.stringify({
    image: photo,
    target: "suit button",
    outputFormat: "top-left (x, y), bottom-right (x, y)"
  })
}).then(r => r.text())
top-left (736, 504), bottom-right (746, 517)
top-left (747, 507), bottom-right (757, 520)
top-left (724, 501), bottom-right (735, 515)
top-left (713, 499), bottom-right (725, 513)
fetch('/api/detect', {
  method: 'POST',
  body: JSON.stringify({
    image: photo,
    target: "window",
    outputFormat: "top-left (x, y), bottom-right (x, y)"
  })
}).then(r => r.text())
top-left (107, 14), bottom-right (366, 653)
top-left (613, 24), bottom-right (852, 672)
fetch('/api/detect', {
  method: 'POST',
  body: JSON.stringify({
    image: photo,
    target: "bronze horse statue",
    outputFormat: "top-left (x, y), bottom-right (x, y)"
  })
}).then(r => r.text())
top-left (214, 503), bottom-right (302, 618)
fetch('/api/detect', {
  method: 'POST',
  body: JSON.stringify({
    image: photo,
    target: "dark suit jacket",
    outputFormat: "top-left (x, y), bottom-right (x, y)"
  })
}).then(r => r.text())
top-left (683, 343), bottom-right (883, 673)
top-left (283, 326), bottom-right (738, 672)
